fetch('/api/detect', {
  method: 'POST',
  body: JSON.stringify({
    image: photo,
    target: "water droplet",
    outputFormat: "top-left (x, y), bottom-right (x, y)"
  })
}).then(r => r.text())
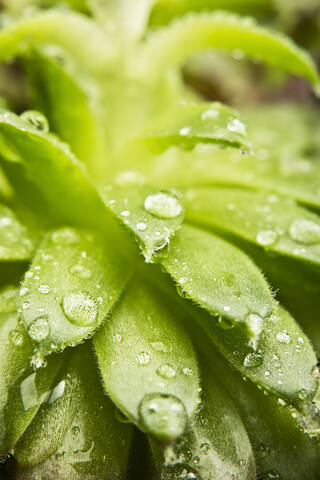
top-left (218, 316), bottom-right (234, 330)
top-left (200, 442), bottom-right (210, 454)
top-left (28, 316), bottom-right (50, 341)
top-left (136, 222), bottom-right (147, 231)
top-left (276, 330), bottom-right (291, 344)
top-left (38, 284), bottom-right (51, 294)
top-left (19, 287), bottom-right (30, 296)
top-left (298, 389), bottom-right (307, 400)
top-left (264, 370), bottom-right (271, 377)
top-left (20, 110), bottom-right (49, 133)
top-left (193, 456), bottom-right (200, 464)
top-left (277, 398), bottom-right (286, 407)
top-left (51, 228), bottom-right (80, 245)
top-left (182, 367), bottom-right (193, 376)
top-left (256, 230), bottom-right (278, 247)
top-left (150, 341), bottom-right (168, 353)
top-left (136, 351), bottom-right (151, 366)
top-left (30, 350), bottom-right (47, 370)
top-left (144, 192), bottom-right (182, 219)
top-left (243, 352), bottom-right (263, 368)
top-left (62, 292), bottom-right (98, 327)
top-left (120, 210), bottom-right (130, 217)
top-left (179, 126), bottom-right (192, 136)
top-left (71, 425), bottom-right (80, 438)
top-left (9, 330), bottom-right (24, 346)
top-left (201, 107), bottom-right (219, 120)
top-left (289, 218), bottom-right (320, 245)
top-left (227, 118), bottom-right (247, 136)
top-left (70, 265), bottom-right (92, 279)
top-left (156, 364), bottom-right (176, 379)
top-left (246, 313), bottom-right (263, 349)
top-left (138, 393), bottom-right (187, 443)
top-left (164, 464), bottom-right (200, 480)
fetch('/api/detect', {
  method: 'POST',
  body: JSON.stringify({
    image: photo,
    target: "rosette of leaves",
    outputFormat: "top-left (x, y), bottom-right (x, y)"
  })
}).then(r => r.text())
top-left (0, 2), bottom-right (320, 479)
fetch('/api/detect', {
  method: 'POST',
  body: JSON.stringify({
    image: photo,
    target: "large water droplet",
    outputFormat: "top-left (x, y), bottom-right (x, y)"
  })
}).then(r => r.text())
top-left (276, 330), bottom-right (291, 344)
top-left (138, 393), bottom-right (187, 443)
top-left (144, 192), bottom-right (182, 219)
top-left (28, 316), bottom-right (50, 341)
top-left (62, 292), bottom-right (98, 327)
top-left (243, 352), bottom-right (263, 368)
top-left (256, 230), bottom-right (278, 247)
top-left (289, 218), bottom-right (320, 245)
top-left (20, 110), bottom-right (49, 133)
top-left (156, 364), bottom-right (176, 379)
top-left (227, 118), bottom-right (247, 136)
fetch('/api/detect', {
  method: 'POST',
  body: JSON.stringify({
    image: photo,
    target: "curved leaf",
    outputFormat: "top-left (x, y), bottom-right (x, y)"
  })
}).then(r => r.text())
top-left (15, 343), bottom-right (132, 479)
top-left (0, 202), bottom-right (37, 261)
top-left (133, 101), bottom-right (251, 153)
top-left (0, 9), bottom-right (115, 75)
top-left (100, 185), bottom-right (184, 262)
top-left (20, 227), bottom-right (129, 354)
top-left (154, 362), bottom-right (256, 480)
top-left (94, 278), bottom-right (200, 444)
top-left (185, 187), bottom-right (320, 268)
top-left (160, 224), bottom-right (274, 343)
top-left (0, 110), bottom-right (112, 229)
top-left (0, 305), bottom-right (63, 454)
top-left (23, 47), bottom-right (107, 176)
top-left (138, 11), bottom-right (319, 89)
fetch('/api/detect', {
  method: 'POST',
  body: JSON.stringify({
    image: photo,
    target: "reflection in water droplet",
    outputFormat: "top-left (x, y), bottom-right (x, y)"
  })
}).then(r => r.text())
top-left (227, 118), bottom-right (247, 136)
top-left (156, 364), bottom-right (176, 379)
top-left (28, 316), bottom-right (50, 341)
top-left (20, 110), bottom-right (49, 133)
top-left (289, 218), bottom-right (320, 245)
top-left (256, 230), bottom-right (278, 247)
top-left (139, 393), bottom-right (187, 443)
top-left (62, 292), bottom-right (98, 327)
top-left (144, 192), bottom-right (182, 219)
top-left (136, 351), bottom-right (151, 366)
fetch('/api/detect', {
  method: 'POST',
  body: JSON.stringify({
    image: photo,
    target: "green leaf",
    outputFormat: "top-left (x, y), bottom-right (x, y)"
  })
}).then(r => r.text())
top-left (0, 307), bottom-right (63, 454)
top-left (22, 47), bottom-right (107, 176)
top-left (160, 224), bottom-right (274, 344)
top-left (19, 227), bottom-right (129, 354)
top-left (100, 185), bottom-right (184, 262)
top-left (185, 187), bottom-right (320, 268)
top-left (191, 325), bottom-right (320, 480)
top-left (0, 202), bottom-right (36, 261)
top-left (0, 8), bottom-right (116, 75)
top-left (133, 101), bottom-right (251, 153)
top-left (0, 110), bottom-right (110, 228)
top-left (94, 278), bottom-right (199, 444)
top-left (154, 362), bottom-right (256, 480)
top-left (138, 11), bottom-right (319, 89)
top-left (15, 343), bottom-right (132, 478)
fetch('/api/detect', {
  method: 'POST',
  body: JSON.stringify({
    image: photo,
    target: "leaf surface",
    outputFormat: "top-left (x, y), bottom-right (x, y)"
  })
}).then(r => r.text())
top-left (20, 227), bottom-right (128, 354)
top-left (94, 278), bottom-right (199, 443)
top-left (138, 11), bottom-right (319, 88)
top-left (15, 343), bottom-right (132, 478)
top-left (100, 185), bottom-right (184, 262)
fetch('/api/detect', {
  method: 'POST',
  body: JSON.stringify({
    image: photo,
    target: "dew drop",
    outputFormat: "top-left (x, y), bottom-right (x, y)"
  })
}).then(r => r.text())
top-left (19, 287), bottom-right (30, 297)
top-left (38, 284), bottom-right (51, 294)
top-left (138, 393), bottom-right (187, 443)
top-left (227, 118), bottom-right (247, 136)
top-left (144, 192), bottom-right (182, 219)
top-left (200, 442), bottom-right (210, 454)
top-left (150, 341), bottom-right (168, 353)
top-left (164, 464), bottom-right (200, 480)
top-left (201, 107), bottom-right (219, 121)
top-left (179, 126), bottom-right (192, 136)
top-left (62, 292), bottom-right (98, 327)
top-left (156, 364), bottom-right (176, 379)
top-left (9, 329), bottom-right (24, 346)
top-left (70, 265), bottom-right (92, 279)
top-left (276, 330), bottom-right (291, 344)
top-left (28, 316), bottom-right (50, 341)
top-left (136, 222), bottom-right (147, 232)
top-left (51, 228), bottom-right (80, 246)
top-left (136, 351), bottom-right (151, 366)
top-left (243, 352), bottom-right (263, 368)
top-left (298, 389), bottom-right (307, 400)
top-left (289, 218), bottom-right (320, 245)
top-left (256, 230), bottom-right (278, 247)
top-left (20, 110), bottom-right (49, 133)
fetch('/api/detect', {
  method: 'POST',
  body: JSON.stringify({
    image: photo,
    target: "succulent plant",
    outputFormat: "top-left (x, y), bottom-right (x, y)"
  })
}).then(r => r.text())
top-left (0, 2), bottom-right (320, 479)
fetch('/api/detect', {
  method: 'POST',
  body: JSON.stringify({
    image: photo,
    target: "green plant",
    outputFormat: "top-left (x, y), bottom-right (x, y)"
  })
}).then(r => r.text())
top-left (0, 1), bottom-right (320, 479)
